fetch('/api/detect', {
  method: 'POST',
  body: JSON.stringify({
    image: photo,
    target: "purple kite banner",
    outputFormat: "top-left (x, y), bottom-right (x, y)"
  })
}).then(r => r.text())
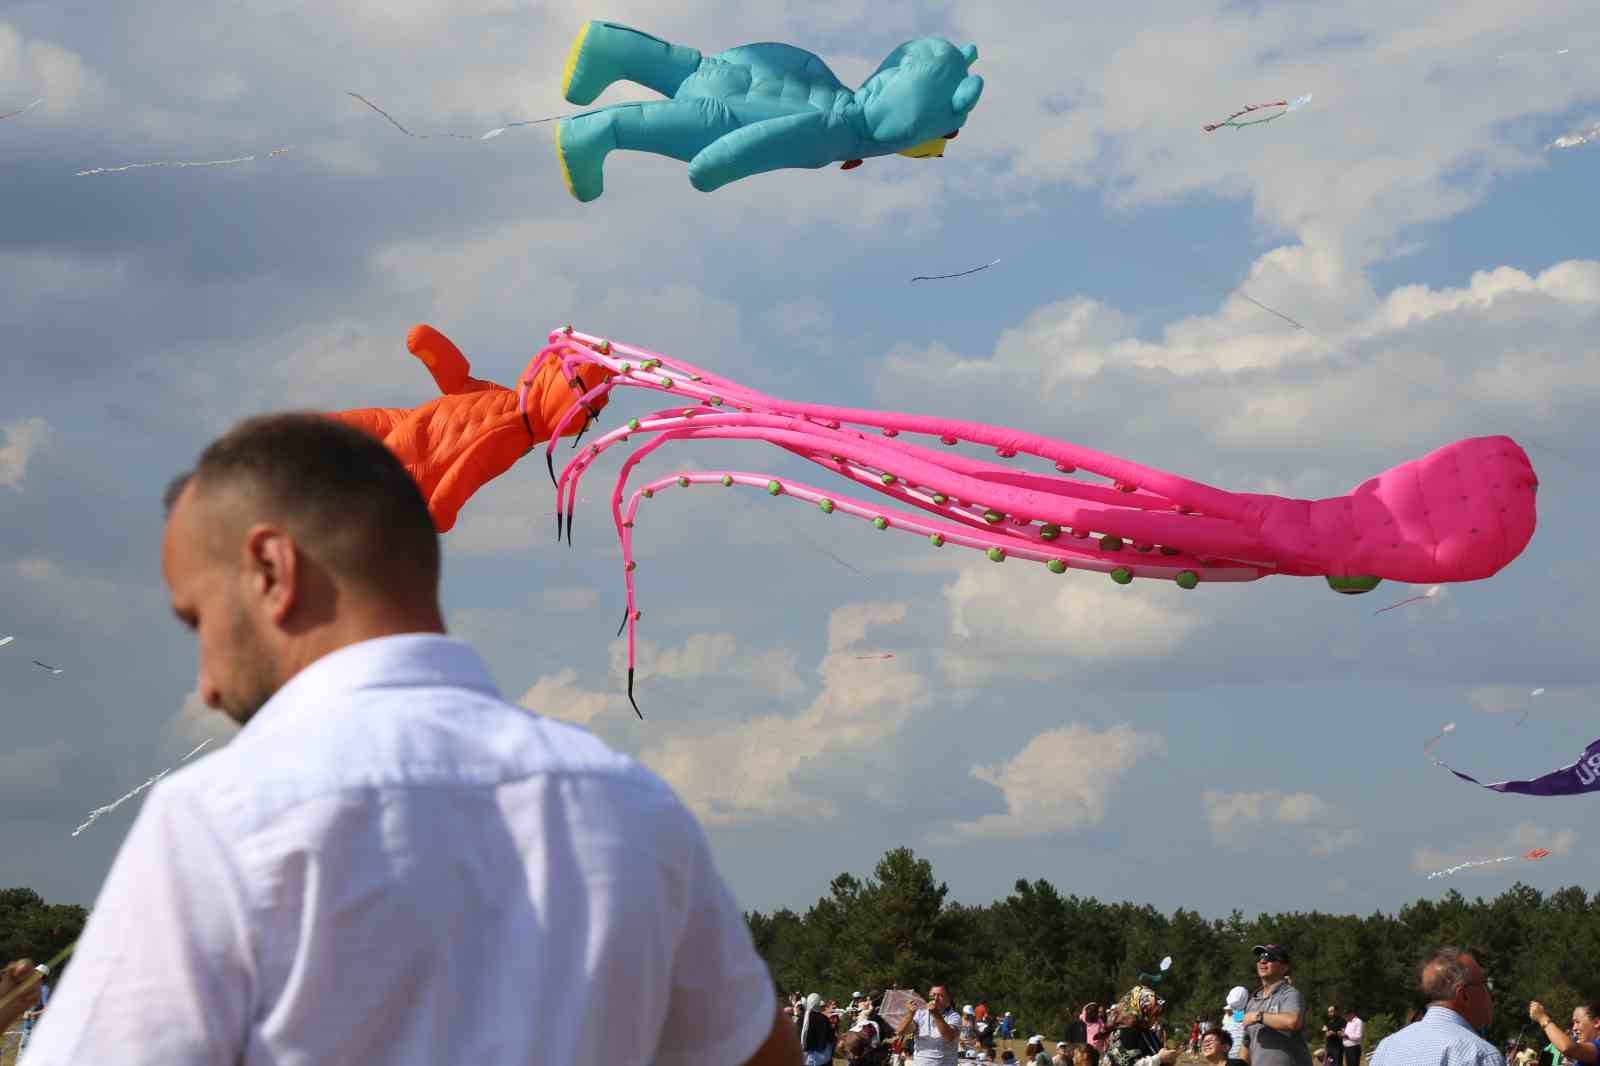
top-left (1440, 738), bottom-right (1600, 796)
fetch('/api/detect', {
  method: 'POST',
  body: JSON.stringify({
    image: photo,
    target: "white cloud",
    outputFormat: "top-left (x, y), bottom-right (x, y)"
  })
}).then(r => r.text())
top-left (1203, 789), bottom-right (1359, 857)
top-left (9, 557), bottom-right (163, 634)
top-left (880, 254), bottom-right (1600, 472)
top-left (0, 23), bottom-right (104, 117)
top-left (161, 688), bottom-right (240, 750)
top-left (939, 560), bottom-right (1201, 684)
top-left (947, 723), bottom-right (1164, 840)
top-left (1412, 822), bottom-right (1578, 876)
top-left (0, 417), bottom-right (48, 491)
top-left (518, 667), bottom-right (622, 727)
top-left (639, 602), bottom-right (930, 824)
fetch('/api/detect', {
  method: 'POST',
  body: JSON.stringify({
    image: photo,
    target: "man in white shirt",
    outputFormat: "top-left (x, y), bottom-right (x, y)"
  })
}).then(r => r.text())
top-left (21, 413), bottom-right (798, 1066)
top-left (1343, 1011), bottom-right (1364, 1066)
top-left (896, 985), bottom-right (962, 1064)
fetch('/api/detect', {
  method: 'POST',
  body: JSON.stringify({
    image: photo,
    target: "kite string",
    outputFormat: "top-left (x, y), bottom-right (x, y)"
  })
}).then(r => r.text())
top-left (70, 740), bottom-right (213, 836)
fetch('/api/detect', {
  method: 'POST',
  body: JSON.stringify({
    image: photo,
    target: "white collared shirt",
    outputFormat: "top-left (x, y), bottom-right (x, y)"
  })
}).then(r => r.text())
top-left (23, 634), bottom-right (775, 1066)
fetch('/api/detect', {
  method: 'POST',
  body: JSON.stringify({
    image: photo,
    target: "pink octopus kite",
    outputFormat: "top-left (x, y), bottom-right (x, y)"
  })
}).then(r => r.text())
top-left (516, 328), bottom-right (1539, 714)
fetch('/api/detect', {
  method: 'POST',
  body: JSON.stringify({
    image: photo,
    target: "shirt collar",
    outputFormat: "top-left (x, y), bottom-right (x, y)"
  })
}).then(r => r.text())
top-left (1423, 1006), bottom-right (1477, 1032)
top-left (244, 633), bottom-right (499, 734)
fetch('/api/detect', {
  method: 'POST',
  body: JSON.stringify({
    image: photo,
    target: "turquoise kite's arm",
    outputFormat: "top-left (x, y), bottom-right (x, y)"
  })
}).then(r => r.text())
top-left (686, 112), bottom-right (839, 192)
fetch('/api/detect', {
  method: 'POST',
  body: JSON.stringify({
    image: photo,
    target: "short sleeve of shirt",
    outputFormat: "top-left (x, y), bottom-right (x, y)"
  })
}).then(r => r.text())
top-left (1276, 985), bottom-right (1305, 1019)
top-left (653, 803), bottom-right (775, 1066)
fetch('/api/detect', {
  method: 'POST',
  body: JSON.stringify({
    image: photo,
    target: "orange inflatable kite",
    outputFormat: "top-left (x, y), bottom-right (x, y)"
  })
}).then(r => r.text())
top-left (329, 324), bottom-right (612, 532)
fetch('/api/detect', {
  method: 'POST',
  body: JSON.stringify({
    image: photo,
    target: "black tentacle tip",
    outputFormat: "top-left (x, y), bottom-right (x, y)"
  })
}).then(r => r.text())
top-left (627, 667), bottom-right (642, 719)
top-left (616, 606), bottom-right (629, 638)
top-left (565, 509), bottom-right (574, 546)
top-left (546, 451), bottom-right (557, 488)
top-left (555, 509), bottom-right (563, 541)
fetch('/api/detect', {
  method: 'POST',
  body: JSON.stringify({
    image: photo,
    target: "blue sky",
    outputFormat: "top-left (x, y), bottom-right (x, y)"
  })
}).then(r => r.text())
top-left (2, 0), bottom-right (1597, 921)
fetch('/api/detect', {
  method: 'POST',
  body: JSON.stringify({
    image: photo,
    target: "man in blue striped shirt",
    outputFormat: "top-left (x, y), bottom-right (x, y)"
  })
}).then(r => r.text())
top-left (1369, 948), bottom-right (1501, 1066)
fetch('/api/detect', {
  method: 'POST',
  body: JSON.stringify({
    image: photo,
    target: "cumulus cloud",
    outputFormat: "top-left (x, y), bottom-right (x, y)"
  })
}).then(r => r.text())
top-left (639, 602), bottom-right (930, 824)
top-left (0, 417), bottom-right (48, 491)
top-left (161, 688), bottom-right (240, 750)
top-left (938, 560), bottom-right (1201, 685)
top-left (1412, 822), bottom-right (1578, 876)
top-left (0, 24), bottom-right (104, 116)
top-left (518, 667), bottom-right (623, 727)
top-left (946, 723), bottom-right (1165, 840)
top-left (880, 255), bottom-right (1600, 477)
top-left (1203, 789), bottom-right (1359, 857)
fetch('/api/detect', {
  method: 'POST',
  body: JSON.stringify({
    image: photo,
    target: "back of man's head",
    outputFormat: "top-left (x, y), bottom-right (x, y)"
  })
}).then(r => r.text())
top-left (168, 413), bottom-right (440, 600)
top-left (1419, 946), bottom-right (1470, 1002)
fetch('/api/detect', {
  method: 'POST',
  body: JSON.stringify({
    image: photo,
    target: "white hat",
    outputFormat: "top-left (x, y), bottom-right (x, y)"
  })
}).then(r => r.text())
top-left (853, 991), bottom-right (864, 998)
top-left (1005, 1011), bottom-right (1012, 1017)
top-left (33, 964), bottom-right (48, 976)
top-left (1225, 986), bottom-right (1249, 1011)
top-left (1029, 1035), bottom-right (1045, 1045)
top-left (1058, 1042), bottom-right (1069, 1048)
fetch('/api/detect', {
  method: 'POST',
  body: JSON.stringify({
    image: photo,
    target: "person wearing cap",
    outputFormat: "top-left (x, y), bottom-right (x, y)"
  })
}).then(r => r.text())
top-left (1243, 945), bottom-right (1312, 1066)
top-left (1026, 1035), bottom-right (1052, 1065)
top-left (1223, 986), bottom-right (1250, 1061)
top-left (17, 963), bottom-right (51, 1055)
top-left (1368, 947), bottom-right (1498, 1066)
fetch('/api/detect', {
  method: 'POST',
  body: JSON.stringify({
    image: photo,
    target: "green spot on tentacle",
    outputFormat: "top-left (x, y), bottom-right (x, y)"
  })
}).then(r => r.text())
top-left (932, 493), bottom-right (949, 505)
top-left (987, 546), bottom-right (1005, 562)
top-left (687, 373), bottom-right (701, 381)
top-left (677, 476), bottom-right (690, 487)
top-left (1046, 559), bottom-right (1067, 574)
top-left (1110, 567), bottom-right (1133, 584)
top-left (660, 377), bottom-right (673, 388)
top-left (873, 516), bottom-right (888, 530)
top-left (1039, 523), bottom-right (1061, 541)
top-left (1100, 535), bottom-right (1124, 552)
top-left (767, 480), bottom-right (783, 496)
top-left (880, 473), bottom-right (896, 486)
top-left (628, 418), bottom-right (641, 431)
top-left (641, 359), bottom-right (660, 371)
top-left (642, 488), bottom-right (654, 498)
top-left (819, 499), bottom-right (835, 514)
top-left (1175, 570), bottom-right (1199, 589)
top-left (982, 509), bottom-right (1004, 525)
top-left (929, 533), bottom-right (945, 547)
top-left (709, 396), bottom-right (723, 406)
top-left (721, 474), bottom-right (734, 487)
top-left (620, 361), bottom-right (633, 372)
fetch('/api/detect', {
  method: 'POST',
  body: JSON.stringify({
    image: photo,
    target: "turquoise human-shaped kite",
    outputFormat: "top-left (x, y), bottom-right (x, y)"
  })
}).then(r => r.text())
top-left (554, 21), bottom-right (983, 202)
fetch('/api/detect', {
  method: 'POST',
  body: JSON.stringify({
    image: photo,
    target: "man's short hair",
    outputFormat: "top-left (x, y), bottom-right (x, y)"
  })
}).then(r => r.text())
top-left (1419, 946), bottom-right (1473, 1001)
top-left (167, 413), bottom-right (440, 594)
top-left (1206, 1030), bottom-right (1233, 1050)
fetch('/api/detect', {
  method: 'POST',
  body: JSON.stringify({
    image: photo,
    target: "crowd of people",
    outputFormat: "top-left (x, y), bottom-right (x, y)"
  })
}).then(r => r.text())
top-left (775, 943), bottom-right (1598, 1066)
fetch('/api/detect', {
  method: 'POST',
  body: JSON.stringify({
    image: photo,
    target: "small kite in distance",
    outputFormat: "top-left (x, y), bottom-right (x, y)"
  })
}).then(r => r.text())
top-left (31, 659), bottom-right (63, 675)
top-left (1426, 846), bottom-right (1552, 879)
top-left (854, 653), bottom-right (896, 660)
top-left (1548, 122), bottom-right (1600, 150)
top-left (1204, 94), bottom-right (1312, 132)
top-left (0, 636), bottom-right (13, 648)
top-left (912, 259), bottom-right (1000, 282)
top-left (1375, 584), bottom-right (1442, 614)
top-left (1, 98), bottom-right (43, 122)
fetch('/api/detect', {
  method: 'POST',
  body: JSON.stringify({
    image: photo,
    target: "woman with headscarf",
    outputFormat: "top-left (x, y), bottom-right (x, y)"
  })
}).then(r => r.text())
top-left (1103, 986), bottom-right (1180, 1066)
top-left (798, 992), bottom-right (837, 1066)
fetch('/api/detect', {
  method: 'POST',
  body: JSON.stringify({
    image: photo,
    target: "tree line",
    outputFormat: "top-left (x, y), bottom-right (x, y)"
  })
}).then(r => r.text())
top-left (745, 848), bottom-right (1600, 1046)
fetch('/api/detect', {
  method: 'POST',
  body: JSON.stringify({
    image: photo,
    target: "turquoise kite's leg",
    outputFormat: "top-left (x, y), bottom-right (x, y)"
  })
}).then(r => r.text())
top-left (561, 21), bottom-right (703, 105)
top-left (557, 101), bottom-right (739, 202)
top-left (687, 111), bottom-right (833, 192)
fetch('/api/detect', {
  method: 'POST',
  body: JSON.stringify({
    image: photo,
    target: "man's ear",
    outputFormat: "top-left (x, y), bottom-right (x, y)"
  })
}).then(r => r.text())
top-left (243, 524), bottom-right (299, 624)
